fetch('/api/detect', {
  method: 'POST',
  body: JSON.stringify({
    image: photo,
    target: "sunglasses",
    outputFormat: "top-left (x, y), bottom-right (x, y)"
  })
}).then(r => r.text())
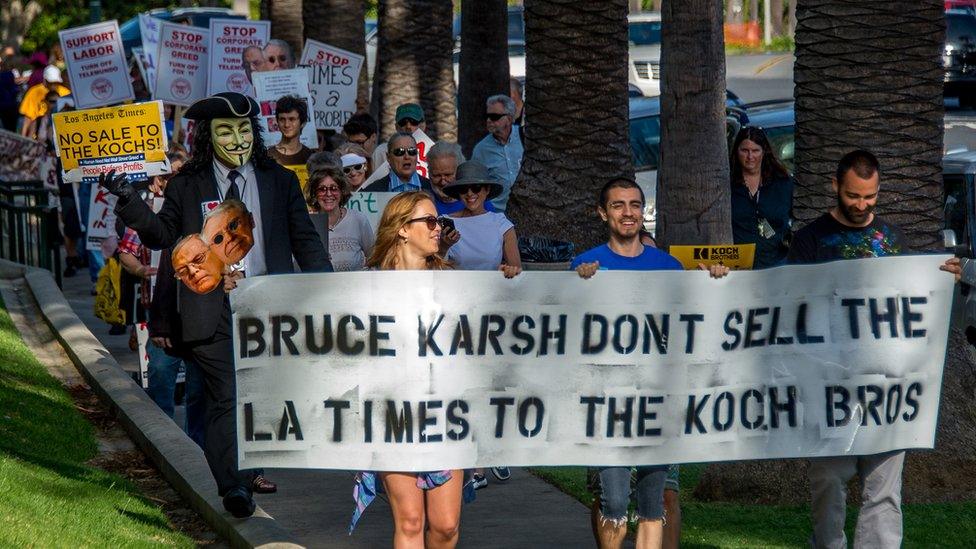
top-left (457, 184), bottom-right (484, 195)
top-left (211, 218), bottom-right (241, 245)
top-left (343, 163), bottom-right (366, 175)
top-left (391, 147), bottom-right (418, 157)
top-left (406, 215), bottom-right (450, 231)
top-left (397, 117), bottom-right (421, 126)
top-left (486, 112), bottom-right (509, 121)
top-left (316, 185), bottom-right (341, 195)
top-left (268, 55), bottom-right (288, 63)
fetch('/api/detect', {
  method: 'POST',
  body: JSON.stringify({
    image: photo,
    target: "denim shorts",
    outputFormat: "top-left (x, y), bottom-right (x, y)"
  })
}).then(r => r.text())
top-left (665, 464), bottom-right (680, 492)
top-left (589, 465), bottom-right (668, 521)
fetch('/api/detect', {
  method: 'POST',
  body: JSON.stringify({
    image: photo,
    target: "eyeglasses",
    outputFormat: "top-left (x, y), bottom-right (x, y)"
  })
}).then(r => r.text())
top-left (316, 185), bottom-right (341, 195)
top-left (268, 55), bottom-right (288, 64)
top-left (349, 137), bottom-right (368, 146)
top-left (405, 215), bottom-right (449, 231)
top-left (486, 112), bottom-right (509, 121)
top-left (211, 218), bottom-right (241, 245)
top-left (397, 118), bottom-right (421, 126)
top-left (391, 147), bottom-right (418, 157)
top-left (343, 163), bottom-right (366, 175)
top-left (458, 184), bottom-right (484, 194)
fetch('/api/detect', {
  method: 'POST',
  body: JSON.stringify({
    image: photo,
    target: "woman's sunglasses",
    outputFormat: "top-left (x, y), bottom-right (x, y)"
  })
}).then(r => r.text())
top-left (456, 184), bottom-right (484, 195)
top-left (391, 147), bottom-right (418, 157)
top-left (406, 215), bottom-right (450, 231)
top-left (343, 163), bottom-right (366, 175)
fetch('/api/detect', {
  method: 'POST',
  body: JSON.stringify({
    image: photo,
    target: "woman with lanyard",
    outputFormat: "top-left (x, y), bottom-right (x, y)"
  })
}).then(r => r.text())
top-left (729, 126), bottom-right (794, 269)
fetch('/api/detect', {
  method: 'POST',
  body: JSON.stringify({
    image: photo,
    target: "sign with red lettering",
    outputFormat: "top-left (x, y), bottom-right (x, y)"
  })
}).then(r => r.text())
top-left (207, 19), bottom-right (270, 97)
top-left (59, 20), bottom-right (134, 109)
top-left (155, 22), bottom-right (210, 106)
top-left (300, 39), bottom-right (364, 130)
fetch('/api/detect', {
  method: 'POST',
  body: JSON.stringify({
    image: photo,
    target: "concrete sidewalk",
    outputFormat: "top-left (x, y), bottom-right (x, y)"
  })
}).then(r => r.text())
top-left (61, 269), bottom-right (604, 548)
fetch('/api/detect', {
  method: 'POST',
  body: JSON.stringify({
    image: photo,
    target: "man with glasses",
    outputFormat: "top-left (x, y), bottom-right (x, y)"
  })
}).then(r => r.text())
top-left (362, 132), bottom-right (434, 194)
top-left (263, 39), bottom-right (295, 71)
top-left (471, 94), bottom-right (523, 212)
top-left (369, 103), bottom-right (428, 168)
top-left (342, 113), bottom-right (379, 156)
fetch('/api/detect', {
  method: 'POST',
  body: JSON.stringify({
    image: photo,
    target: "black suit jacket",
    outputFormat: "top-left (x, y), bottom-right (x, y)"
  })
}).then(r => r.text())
top-left (116, 162), bottom-right (332, 342)
top-left (362, 173), bottom-right (433, 193)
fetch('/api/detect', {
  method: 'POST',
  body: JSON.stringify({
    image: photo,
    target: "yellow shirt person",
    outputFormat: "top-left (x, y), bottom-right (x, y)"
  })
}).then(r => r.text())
top-left (19, 66), bottom-right (70, 134)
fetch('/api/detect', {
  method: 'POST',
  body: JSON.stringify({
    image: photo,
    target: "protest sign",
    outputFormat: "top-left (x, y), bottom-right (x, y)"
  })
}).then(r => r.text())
top-left (670, 244), bottom-right (756, 270)
top-left (0, 129), bottom-right (45, 181)
top-left (283, 164), bottom-right (309, 194)
top-left (207, 19), bottom-right (270, 96)
top-left (86, 185), bottom-right (116, 251)
top-left (155, 22), bottom-right (210, 106)
top-left (345, 191), bottom-right (396, 230)
top-left (362, 128), bottom-right (436, 187)
top-left (136, 322), bottom-right (150, 389)
top-left (137, 14), bottom-right (163, 97)
top-left (59, 20), bottom-right (134, 109)
top-left (53, 101), bottom-right (170, 183)
top-left (252, 69), bottom-right (319, 149)
top-left (233, 255), bottom-right (954, 471)
top-left (300, 39), bottom-right (364, 130)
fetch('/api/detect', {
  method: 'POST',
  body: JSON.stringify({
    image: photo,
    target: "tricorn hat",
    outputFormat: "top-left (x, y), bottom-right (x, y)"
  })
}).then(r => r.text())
top-left (442, 161), bottom-right (503, 200)
top-left (185, 92), bottom-right (260, 120)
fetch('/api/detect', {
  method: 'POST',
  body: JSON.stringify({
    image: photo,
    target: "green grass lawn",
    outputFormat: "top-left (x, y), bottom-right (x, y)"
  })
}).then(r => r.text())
top-left (0, 296), bottom-right (194, 547)
top-left (531, 465), bottom-right (976, 548)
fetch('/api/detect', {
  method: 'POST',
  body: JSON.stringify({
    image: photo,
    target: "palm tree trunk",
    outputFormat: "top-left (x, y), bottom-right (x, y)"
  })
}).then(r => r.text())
top-left (262, 0), bottom-right (304, 59)
top-left (373, 0), bottom-right (457, 141)
top-left (458, 0), bottom-right (509, 157)
top-left (302, 0), bottom-right (369, 112)
top-left (695, 0), bottom-right (976, 506)
top-left (655, 0), bottom-right (731, 248)
top-left (507, 0), bottom-right (632, 251)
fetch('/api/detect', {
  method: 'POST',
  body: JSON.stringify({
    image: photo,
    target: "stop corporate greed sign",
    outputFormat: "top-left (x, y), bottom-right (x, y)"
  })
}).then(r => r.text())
top-left (59, 21), bottom-right (134, 109)
top-left (53, 101), bottom-right (169, 183)
top-left (300, 39), bottom-right (364, 130)
top-left (155, 22), bottom-right (210, 106)
top-left (233, 255), bottom-right (954, 471)
top-left (207, 19), bottom-right (270, 96)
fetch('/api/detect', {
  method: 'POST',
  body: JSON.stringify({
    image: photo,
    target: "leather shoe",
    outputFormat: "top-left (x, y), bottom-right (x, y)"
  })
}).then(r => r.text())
top-left (222, 486), bottom-right (255, 518)
top-left (252, 475), bottom-right (277, 494)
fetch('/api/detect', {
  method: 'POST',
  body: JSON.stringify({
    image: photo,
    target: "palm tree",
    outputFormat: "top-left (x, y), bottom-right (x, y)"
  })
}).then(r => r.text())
top-left (458, 0), bottom-right (509, 157)
top-left (302, 0), bottom-right (369, 111)
top-left (507, 0), bottom-right (632, 251)
top-left (261, 0), bottom-right (304, 59)
top-left (695, 0), bottom-right (976, 506)
top-left (654, 0), bottom-right (731, 248)
top-left (372, 0), bottom-right (457, 141)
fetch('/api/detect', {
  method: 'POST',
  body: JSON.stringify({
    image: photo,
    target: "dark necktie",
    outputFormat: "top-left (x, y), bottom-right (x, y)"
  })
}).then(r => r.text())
top-left (226, 170), bottom-right (241, 202)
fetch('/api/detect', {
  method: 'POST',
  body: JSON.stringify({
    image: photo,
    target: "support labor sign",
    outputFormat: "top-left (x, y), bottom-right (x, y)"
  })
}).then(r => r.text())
top-left (232, 255), bottom-right (953, 471)
top-left (155, 22), bottom-right (210, 106)
top-left (207, 19), bottom-right (270, 96)
top-left (300, 39), bottom-right (364, 130)
top-left (59, 21), bottom-right (134, 109)
top-left (52, 101), bottom-right (170, 183)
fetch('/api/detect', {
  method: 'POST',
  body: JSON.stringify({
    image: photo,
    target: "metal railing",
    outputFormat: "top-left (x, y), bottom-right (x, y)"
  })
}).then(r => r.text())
top-left (0, 179), bottom-right (62, 288)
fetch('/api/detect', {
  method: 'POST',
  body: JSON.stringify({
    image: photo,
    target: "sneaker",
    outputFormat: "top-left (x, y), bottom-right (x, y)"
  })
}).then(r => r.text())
top-left (472, 473), bottom-right (488, 490)
top-left (491, 467), bottom-right (511, 481)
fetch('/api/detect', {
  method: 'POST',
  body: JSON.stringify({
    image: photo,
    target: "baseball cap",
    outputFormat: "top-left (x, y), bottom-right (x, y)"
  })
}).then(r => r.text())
top-left (395, 103), bottom-right (424, 123)
top-left (43, 65), bottom-right (62, 84)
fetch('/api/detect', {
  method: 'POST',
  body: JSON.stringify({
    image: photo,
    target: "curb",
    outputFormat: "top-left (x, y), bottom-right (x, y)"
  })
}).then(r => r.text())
top-left (0, 260), bottom-right (303, 549)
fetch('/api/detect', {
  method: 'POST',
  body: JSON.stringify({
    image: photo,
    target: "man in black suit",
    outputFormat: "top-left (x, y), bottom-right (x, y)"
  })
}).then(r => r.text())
top-left (99, 92), bottom-right (331, 518)
top-left (361, 131), bottom-right (434, 193)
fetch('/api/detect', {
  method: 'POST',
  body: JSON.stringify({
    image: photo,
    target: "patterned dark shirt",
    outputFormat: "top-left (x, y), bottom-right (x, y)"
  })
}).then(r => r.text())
top-left (787, 212), bottom-right (907, 264)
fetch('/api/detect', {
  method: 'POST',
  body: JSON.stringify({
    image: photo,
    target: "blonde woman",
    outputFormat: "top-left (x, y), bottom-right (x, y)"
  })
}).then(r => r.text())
top-left (351, 191), bottom-right (461, 548)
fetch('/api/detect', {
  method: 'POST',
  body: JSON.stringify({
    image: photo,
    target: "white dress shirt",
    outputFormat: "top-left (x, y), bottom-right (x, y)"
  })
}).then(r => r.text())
top-left (212, 160), bottom-right (267, 276)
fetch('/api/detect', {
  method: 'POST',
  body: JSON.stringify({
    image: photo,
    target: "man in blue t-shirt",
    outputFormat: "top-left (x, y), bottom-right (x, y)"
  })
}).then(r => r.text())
top-left (572, 177), bottom-right (728, 549)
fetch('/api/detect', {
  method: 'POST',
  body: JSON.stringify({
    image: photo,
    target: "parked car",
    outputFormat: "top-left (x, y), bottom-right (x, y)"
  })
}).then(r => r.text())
top-left (629, 93), bottom-right (794, 234)
top-left (120, 7), bottom-right (244, 56)
top-left (944, 8), bottom-right (976, 106)
top-left (627, 12), bottom-right (663, 97)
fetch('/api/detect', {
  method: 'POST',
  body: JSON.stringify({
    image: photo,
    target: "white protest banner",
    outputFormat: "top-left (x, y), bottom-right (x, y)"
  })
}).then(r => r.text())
top-left (138, 14), bottom-right (163, 97)
top-left (362, 128), bottom-right (436, 187)
top-left (59, 20), bottom-right (134, 109)
top-left (207, 19), bottom-right (270, 96)
top-left (0, 129), bottom-right (45, 181)
top-left (86, 184), bottom-right (116, 251)
top-left (52, 101), bottom-right (170, 183)
top-left (233, 255), bottom-right (954, 471)
top-left (155, 22), bottom-right (210, 106)
top-left (252, 68), bottom-right (319, 149)
top-left (300, 39), bottom-right (364, 130)
top-left (136, 322), bottom-right (150, 389)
